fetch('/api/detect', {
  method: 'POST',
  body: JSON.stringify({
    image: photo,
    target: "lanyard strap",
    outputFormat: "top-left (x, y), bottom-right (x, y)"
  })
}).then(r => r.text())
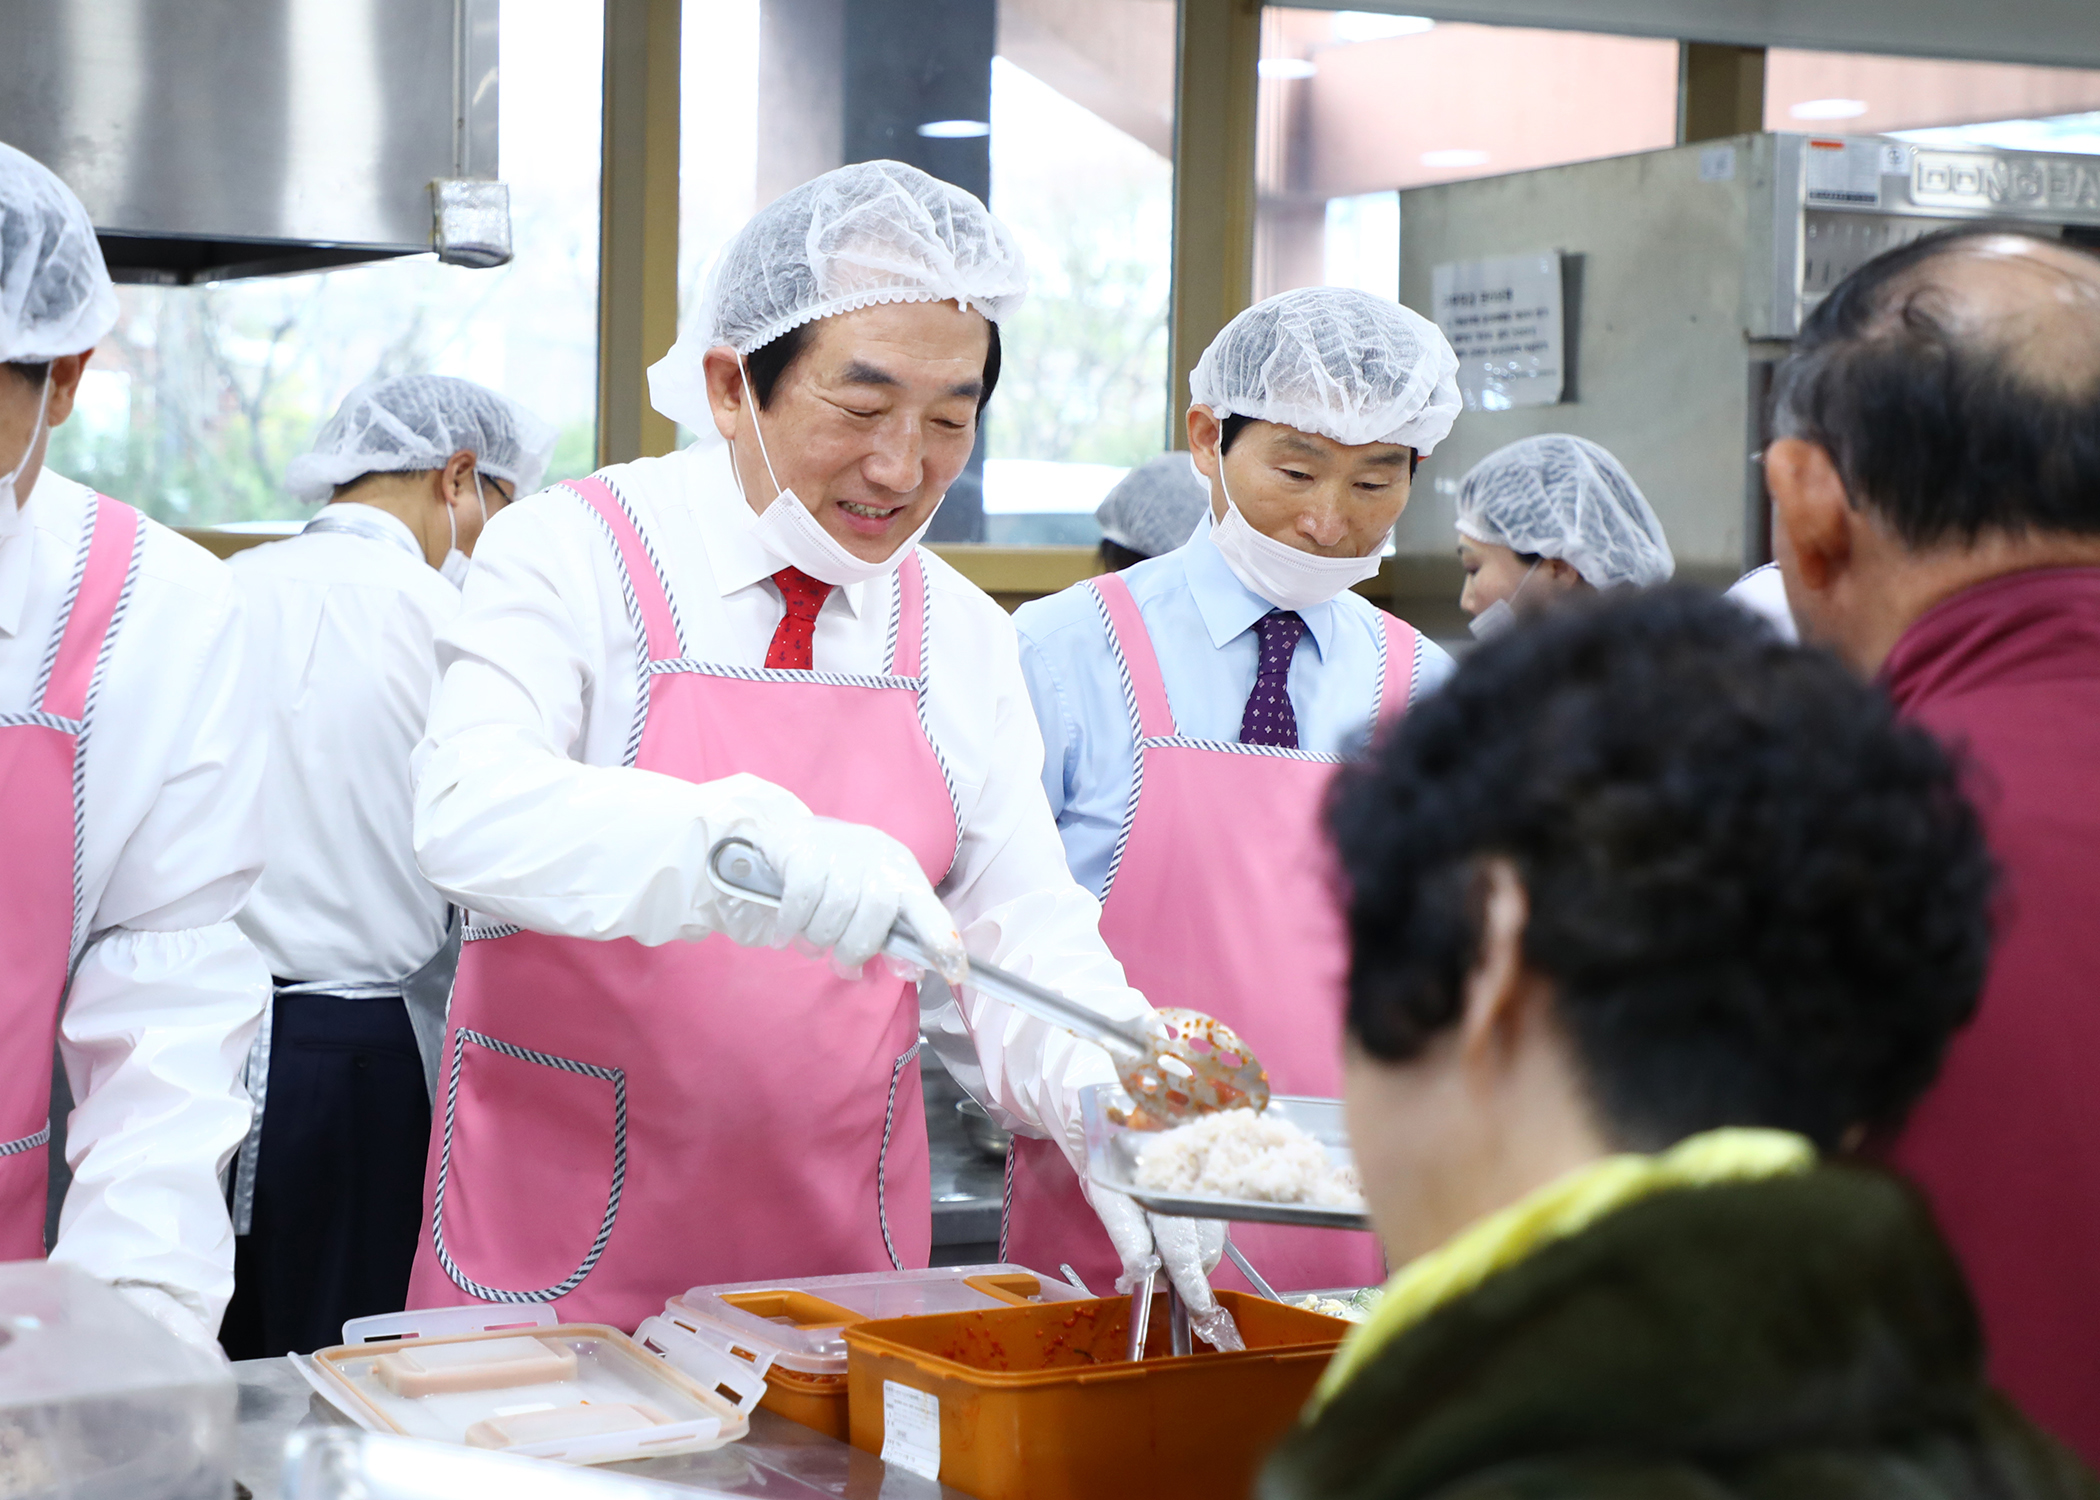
top-left (302, 506), bottom-right (425, 564)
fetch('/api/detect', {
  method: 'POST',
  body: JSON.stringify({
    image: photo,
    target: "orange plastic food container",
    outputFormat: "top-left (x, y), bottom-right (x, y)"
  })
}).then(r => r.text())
top-left (843, 1291), bottom-right (1349, 1500)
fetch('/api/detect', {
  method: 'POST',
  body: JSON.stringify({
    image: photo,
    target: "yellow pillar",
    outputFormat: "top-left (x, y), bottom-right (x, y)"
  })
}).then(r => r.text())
top-left (597, 0), bottom-right (683, 467)
top-left (1677, 42), bottom-right (1766, 143)
top-left (1167, 0), bottom-right (1261, 449)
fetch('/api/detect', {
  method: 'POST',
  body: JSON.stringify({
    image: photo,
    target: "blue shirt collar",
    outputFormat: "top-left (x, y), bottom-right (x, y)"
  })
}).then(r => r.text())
top-left (1179, 516), bottom-right (1340, 660)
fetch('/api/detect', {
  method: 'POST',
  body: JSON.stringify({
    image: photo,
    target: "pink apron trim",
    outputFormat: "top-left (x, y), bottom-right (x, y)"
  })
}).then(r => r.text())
top-left (41, 498), bottom-right (139, 721)
top-left (1088, 572), bottom-right (1176, 739)
top-left (0, 494), bottom-right (138, 1258)
top-left (564, 477), bottom-right (683, 661)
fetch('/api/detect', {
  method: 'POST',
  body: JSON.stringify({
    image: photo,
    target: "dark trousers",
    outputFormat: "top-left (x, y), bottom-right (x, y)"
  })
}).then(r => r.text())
top-left (219, 992), bottom-right (431, 1359)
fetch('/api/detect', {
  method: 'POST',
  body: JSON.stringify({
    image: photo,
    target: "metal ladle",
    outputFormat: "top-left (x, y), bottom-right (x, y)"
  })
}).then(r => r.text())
top-left (706, 838), bottom-right (1271, 1120)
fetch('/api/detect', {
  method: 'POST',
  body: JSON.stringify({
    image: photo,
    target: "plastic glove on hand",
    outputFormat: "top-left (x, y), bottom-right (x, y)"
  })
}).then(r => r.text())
top-left (1088, 1186), bottom-right (1163, 1295)
top-left (1150, 1213), bottom-right (1242, 1352)
top-left (741, 816), bottom-right (967, 984)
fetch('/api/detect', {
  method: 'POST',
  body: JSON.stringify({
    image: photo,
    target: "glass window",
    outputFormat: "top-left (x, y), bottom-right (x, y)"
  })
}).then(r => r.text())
top-left (1764, 50), bottom-right (2100, 150)
top-left (49, 0), bottom-right (605, 528)
top-left (1254, 10), bottom-right (1679, 301)
top-left (674, 0), bottom-right (1175, 547)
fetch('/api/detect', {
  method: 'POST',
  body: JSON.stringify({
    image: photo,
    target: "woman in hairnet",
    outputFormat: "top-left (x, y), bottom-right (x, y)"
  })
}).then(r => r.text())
top-left (220, 375), bottom-right (555, 1358)
top-left (402, 161), bottom-right (1235, 1341)
top-left (1096, 452), bottom-right (1212, 571)
top-left (0, 143), bottom-right (271, 1348)
top-left (1455, 433), bottom-right (1673, 637)
top-left (1008, 287), bottom-right (1463, 1296)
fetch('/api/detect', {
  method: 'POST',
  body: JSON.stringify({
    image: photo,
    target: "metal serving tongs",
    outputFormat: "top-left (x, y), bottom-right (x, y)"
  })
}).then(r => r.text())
top-left (705, 838), bottom-right (1271, 1121)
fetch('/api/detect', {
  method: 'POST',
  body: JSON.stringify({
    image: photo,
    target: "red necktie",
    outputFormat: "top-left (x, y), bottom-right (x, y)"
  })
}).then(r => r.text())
top-left (765, 566), bottom-right (834, 670)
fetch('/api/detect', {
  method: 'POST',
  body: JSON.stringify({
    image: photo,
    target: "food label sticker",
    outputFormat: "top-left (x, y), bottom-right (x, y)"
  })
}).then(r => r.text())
top-left (881, 1381), bottom-right (940, 1481)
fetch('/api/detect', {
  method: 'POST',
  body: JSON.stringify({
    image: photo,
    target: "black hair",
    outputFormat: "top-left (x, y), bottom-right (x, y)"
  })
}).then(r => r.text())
top-left (1217, 411), bottom-right (1421, 476)
top-left (1771, 223), bottom-right (2100, 547)
top-left (1099, 538), bottom-right (1150, 571)
top-left (743, 318), bottom-right (1003, 413)
top-left (5, 361), bottom-right (50, 387)
top-left (1326, 589), bottom-right (1994, 1152)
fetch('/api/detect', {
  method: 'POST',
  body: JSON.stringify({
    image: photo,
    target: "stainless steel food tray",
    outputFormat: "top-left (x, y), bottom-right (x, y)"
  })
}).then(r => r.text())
top-left (1080, 1084), bottom-right (1373, 1231)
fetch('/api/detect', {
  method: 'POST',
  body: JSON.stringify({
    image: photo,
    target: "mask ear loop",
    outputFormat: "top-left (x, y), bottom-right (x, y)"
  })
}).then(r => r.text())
top-left (735, 352), bottom-right (787, 506)
top-left (2, 371), bottom-right (54, 503)
top-left (1506, 559), bottom-right (1542, 610)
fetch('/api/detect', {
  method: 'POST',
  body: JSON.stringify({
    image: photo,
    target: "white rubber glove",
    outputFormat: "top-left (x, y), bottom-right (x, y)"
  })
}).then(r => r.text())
top-left (734, 815), bottom-right (968, 985)
top-left (116, 1283), bottom-right (230, 1364)
top-left (1085, 1186), bottom-right (1241, 1353)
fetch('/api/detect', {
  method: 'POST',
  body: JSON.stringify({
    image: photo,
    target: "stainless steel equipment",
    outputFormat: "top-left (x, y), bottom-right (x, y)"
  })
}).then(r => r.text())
top-left (1396, 133), bottom-right (2100, 581)
top-left (0, 0), bottom-right (507, 283)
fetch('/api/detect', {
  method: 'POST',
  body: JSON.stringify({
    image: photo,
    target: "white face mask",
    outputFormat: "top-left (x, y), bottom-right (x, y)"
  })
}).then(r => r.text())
top-left (0, 372), bottom-right (54, 543)
top-left (1467, 561), bottom-right (1540, 641)
top-left (735, 355), bottom-right (938, 587)
top-left (438, 470), bottom-right (490, 591)
top-left (1208, 461), bottom-right (1386, 612)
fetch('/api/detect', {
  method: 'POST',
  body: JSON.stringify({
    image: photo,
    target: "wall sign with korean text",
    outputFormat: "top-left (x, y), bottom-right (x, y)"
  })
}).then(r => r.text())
top-left (1432, 251), bottom-right (1565, 412)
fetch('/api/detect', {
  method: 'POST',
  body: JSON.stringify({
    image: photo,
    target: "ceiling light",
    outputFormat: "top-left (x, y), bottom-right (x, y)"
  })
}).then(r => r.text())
top-left (1790, 98), bottom-right (1869, 121)
top-left (1421, 148), bottom-right (1490, 168)
top-left (916, 119), bottom-right (990, 138)
top-left (1333, 12), bottom-right (1435, 41)
top-left (1258, 57), bottom-right (1318, 81)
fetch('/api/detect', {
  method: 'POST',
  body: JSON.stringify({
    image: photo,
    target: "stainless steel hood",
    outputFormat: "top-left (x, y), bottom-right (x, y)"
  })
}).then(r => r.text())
top-left (0, 0), bottom-right (509, 284)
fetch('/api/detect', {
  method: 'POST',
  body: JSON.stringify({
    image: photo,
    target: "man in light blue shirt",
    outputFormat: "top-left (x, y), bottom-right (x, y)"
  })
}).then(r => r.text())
top-left (1004, 288), bottom-right (1464, 1295)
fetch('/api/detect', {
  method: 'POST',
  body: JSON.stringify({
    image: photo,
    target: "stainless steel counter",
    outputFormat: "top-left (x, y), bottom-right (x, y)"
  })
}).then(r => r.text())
top-left (922, 1054), bottom-right (1006, 1262)
top-left (234, 1357), bottom-right (968, 1497)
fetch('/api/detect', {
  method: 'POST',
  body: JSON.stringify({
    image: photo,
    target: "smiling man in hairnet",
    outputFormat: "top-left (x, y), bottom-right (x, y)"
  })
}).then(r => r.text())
top-left (1007, 287), bottom-right (1463, 1296)
top-left (1454, 433), bottom-right (1674, 638)
top-left (0, 142), bottom-right (270, 1348)
top-left (401, 160), bottom-right (1234, 1340)
top-left (220, 375), bottom-right (556, 1358)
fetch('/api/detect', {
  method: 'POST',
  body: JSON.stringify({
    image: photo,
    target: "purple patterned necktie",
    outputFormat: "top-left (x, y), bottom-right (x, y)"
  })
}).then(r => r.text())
top-left (1239, 611), bottom-right (1307, 748)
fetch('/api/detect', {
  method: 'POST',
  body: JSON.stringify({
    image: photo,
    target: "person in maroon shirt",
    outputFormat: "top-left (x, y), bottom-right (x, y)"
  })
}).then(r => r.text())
top-left (1763, 224), bottom-right (2100, 1462)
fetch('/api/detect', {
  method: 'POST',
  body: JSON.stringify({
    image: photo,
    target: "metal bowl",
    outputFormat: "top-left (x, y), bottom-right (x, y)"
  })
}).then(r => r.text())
top-left (955, 1099), bottom-right (1011, 1162)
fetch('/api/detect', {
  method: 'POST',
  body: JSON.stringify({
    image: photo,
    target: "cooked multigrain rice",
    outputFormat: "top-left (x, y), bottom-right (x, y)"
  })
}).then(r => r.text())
top-left (1132, 1109), bottom-right (1363, 1207)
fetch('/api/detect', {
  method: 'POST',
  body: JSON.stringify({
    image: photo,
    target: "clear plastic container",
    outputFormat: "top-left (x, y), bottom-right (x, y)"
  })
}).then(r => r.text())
top-left (0, 1261), bottom-right (236, 1500)
top-left (655, 1265), bottom-right (1090, 1440)
top-left (280, 1427), bottom-right (703, 1498)
top-left (297, 1305), bottom-right (764, 1465)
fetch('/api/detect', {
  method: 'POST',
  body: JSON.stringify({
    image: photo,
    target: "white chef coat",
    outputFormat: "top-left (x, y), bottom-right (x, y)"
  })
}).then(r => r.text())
top-left (2, 469), bottom-right (270, 1338)
top-left (231, 505), bottom-right (457, 985)
top-left (413, 443), bottom-right (1143, 1149)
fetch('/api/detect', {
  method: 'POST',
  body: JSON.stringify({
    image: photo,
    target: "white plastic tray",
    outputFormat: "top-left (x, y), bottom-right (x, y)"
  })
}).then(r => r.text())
top-left (1081, 1083), bottom-right (1373, 1231)
top-left (293, 1305), bottom-right (765, 1466)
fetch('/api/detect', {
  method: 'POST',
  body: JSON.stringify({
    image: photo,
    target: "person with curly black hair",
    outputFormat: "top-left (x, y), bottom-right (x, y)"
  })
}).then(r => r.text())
top-left (1765, 225), bottom-right (2100, 1459)
top-left (1258, 589), bottom-right (2095, 1500)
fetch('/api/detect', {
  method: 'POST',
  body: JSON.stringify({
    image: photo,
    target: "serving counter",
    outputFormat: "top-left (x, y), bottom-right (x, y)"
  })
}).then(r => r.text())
top-left (232, 1356), bottom-right (967, 1498)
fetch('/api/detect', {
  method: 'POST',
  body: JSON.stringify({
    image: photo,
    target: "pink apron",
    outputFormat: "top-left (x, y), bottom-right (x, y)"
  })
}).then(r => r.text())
top-left (406, 477), bottom-right (960, 1331)
top-left (0, 495), bottom-right (140, 1258)
top-left (1003, 572), bottom-right (1415, 1295)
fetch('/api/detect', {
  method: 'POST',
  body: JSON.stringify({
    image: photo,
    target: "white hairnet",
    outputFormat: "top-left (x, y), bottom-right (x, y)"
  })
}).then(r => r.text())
top-left (284, 374), bottom-right (559, 504)
top-left (1188, 286), bottom-right (1461, 455)
top-left (1096, 453), bottom-right (1212, 558)
top-left (1455, 433), bottom-right (1674, 589)
top-left (647, 160), bottom-right (1027, 434)
top-left (0, 142), bottom-right (118, 365)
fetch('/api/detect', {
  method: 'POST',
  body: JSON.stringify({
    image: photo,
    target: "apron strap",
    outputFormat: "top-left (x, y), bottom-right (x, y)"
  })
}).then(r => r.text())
top-left (1375, 612), bottom-right (1420, 723)
top-left (1086, 572), bottom-right (1177, 740)
top-left (563, 476), bottom-right (683, 663)
top-left (39, 496), bottom-right (139, 722)
top-left (889, 551), bottom-right (927, 679)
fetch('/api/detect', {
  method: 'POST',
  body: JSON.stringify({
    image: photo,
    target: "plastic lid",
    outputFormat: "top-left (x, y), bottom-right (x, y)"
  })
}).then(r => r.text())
top-left (664, 1264), bottom-right (1088, 1376)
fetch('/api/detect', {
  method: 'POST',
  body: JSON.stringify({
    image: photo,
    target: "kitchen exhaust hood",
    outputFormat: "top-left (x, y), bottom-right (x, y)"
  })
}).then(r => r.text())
top-left (0, 0), bottom-right (509, 285)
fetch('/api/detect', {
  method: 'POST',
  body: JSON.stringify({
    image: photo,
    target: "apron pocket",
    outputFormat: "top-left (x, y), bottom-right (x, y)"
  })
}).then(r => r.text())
top-left (430, 1028), bottom-right (627, 1304)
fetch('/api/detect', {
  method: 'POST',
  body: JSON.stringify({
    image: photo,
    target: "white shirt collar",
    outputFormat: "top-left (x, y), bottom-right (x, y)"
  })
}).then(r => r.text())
top-left (304, 502), bottom-right (427, 564)
top-left (0, 468), bottom-right (65, 641)
top-left (683, 444), bottom-right (867, 620)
